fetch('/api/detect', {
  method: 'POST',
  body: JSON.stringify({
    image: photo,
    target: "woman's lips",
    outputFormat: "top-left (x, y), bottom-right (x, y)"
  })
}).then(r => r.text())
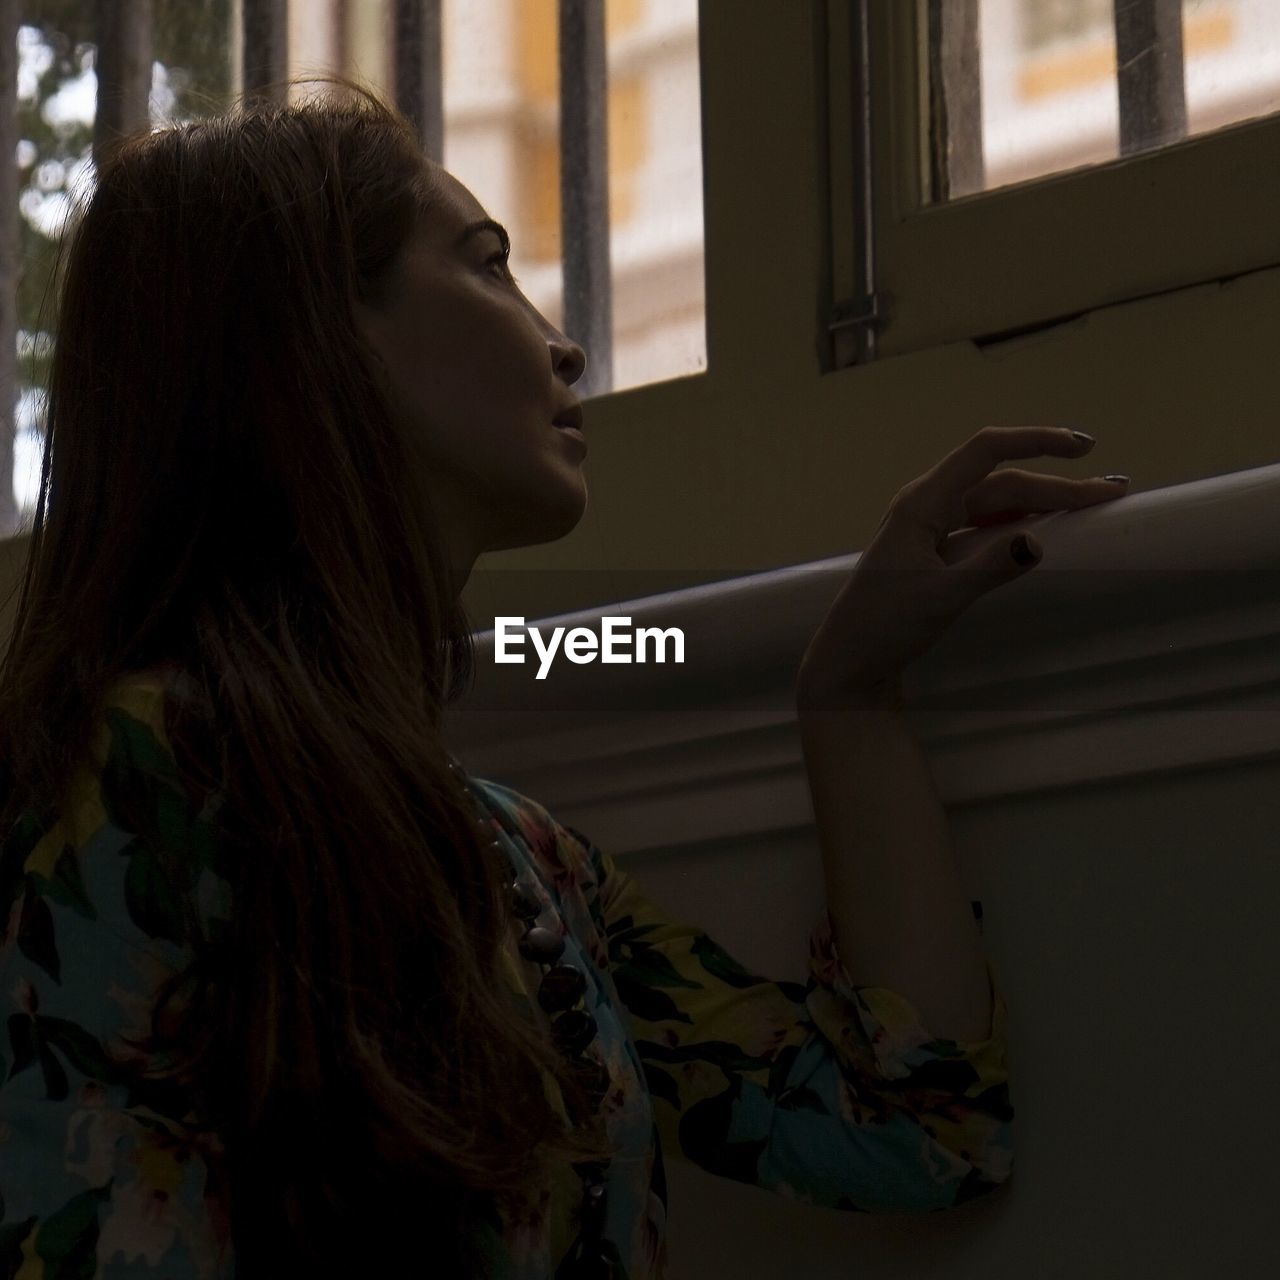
top-left (554, 423), bottom-right (587, 450)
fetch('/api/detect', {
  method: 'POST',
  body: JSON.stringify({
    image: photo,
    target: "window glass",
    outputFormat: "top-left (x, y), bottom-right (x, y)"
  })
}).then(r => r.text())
top-left (8, 0), bottom-right (707, 526)
top-left (12, 0), bottom-right (232, 527)
top-left (924, 0), bottom-right (1280, 204)
top-left (440, 0), bottom-right (706, 397)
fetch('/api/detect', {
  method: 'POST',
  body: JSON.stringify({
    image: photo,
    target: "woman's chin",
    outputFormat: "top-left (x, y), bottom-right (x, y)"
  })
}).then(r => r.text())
top-left (492, 487), bottom-right (588, 551)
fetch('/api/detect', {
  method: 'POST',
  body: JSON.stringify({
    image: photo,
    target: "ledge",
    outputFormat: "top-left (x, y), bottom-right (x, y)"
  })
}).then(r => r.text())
top-left (446, 463), bottom-right (1280, 855)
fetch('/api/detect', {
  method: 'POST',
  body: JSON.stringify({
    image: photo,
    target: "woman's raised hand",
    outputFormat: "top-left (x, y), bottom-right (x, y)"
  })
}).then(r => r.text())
top-left (794, 425), bottom-right (1130, 713)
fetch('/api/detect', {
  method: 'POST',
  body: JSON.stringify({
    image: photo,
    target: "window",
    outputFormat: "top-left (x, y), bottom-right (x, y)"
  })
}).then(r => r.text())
top-left (824, 0), bottom-right (1280, 365)
top-left (7, 0), bottom-right (236, 534)
top-left (2, 0), bottom-right (707, 538)
top-left (934, 0), bottom-right (1280, 203)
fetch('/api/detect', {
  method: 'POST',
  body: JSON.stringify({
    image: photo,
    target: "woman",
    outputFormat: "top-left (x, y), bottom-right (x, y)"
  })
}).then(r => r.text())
top-left (0, 76), bottom-right (1127, 1277)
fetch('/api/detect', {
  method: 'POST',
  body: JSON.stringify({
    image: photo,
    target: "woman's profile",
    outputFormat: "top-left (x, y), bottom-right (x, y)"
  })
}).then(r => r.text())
top-left (0, 74), bottom-right (1126, 1277)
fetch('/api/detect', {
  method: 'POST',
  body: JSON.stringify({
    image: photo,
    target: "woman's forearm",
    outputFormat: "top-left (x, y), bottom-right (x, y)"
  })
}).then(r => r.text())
top-left (797, 701), bottom-right (993, 1044)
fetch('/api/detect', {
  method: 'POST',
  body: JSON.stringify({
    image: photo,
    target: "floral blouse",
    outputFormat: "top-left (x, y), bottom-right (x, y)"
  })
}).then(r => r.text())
top-left (0, 669), bottom-right (1013, 1277)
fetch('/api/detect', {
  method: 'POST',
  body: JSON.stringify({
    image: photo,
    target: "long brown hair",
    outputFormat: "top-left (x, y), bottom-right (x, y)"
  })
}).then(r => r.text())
top-left (0, 75), bottom-right (619, 1274)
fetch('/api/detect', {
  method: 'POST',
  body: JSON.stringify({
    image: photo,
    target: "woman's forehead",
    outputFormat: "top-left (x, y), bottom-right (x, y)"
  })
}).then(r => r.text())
top-left (425, 166), bottom-right (491, 233)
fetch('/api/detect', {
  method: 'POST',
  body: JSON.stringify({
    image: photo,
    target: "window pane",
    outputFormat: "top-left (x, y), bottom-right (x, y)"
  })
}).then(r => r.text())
top-left (8, 0), bottom-right (708, 527)
top-left (13, 6), bottom-right (98, 526)
top-left (1183, 0), bottom-right (1280, 135)
top-left (925, 0), bottom-right (1280, 205)
top-left (152, 0), bottom-right (235, 121)
top-left (10, 1), bottom-right (234, 529)
top-left (439, 0), bottom-right (706, 398)
top-left (1022, 0), bottom-right (1112, 51)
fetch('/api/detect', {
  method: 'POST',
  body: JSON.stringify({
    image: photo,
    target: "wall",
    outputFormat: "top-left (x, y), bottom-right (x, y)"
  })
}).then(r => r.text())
top-left (642, 755), bottom-right (1279, 1278)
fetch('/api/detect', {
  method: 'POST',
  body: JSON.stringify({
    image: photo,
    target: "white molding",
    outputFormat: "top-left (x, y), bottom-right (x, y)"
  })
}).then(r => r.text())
top-left (449, 463), bottom-right (1280, 855)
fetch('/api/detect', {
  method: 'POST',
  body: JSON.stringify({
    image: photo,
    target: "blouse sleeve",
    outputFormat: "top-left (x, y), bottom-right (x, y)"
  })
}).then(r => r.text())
top-left (563, 821), bottom-right (1014, 1214)
top-left (0, 698), bottom-right (235, 1275)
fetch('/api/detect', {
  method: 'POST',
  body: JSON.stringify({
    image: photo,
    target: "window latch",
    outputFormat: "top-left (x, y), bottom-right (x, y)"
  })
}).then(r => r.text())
top-left (827, 291), bottom-right (891, 335)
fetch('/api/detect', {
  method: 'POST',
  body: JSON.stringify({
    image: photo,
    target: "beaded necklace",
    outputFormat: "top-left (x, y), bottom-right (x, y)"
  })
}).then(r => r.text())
top-left (447, 756), bottom-right (618, 1279)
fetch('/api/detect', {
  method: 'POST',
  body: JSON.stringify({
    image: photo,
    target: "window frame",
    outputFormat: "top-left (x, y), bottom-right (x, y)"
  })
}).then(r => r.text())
top-left (840, 0), bottom-right (1280, 362)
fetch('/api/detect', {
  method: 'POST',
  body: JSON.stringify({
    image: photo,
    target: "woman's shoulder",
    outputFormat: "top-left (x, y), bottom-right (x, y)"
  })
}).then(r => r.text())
top-left (468, 775), bottom-right (560, 846)
top-left (465, 775), bottom-right (599, 880)
top-left (92, 662), bottom-right (191, 742)
top-left (5, 663), bottom-right (233, 953)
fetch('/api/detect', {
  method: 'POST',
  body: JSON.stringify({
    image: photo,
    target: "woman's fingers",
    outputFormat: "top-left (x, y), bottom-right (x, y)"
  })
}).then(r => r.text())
top-left (797, 425), bottom-right (1132, 705)
top-left (890, 425), bottom-right (1104, 542)
top-left (963, 468), bottom-right (1129, 525)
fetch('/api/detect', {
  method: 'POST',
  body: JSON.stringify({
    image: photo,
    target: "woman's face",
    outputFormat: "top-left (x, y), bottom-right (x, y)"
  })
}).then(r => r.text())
top-left (354, 162), bottom-right (589, 589)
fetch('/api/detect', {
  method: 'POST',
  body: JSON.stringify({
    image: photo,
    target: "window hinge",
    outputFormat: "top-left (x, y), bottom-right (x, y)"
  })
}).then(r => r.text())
top-left (827, 291), bottom-right (891, 335)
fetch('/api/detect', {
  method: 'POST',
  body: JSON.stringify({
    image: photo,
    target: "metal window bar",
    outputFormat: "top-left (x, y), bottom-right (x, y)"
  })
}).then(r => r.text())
top-left (386, 0), bottom-right (612, 397)
top-left (1, 0), bottom-right (17, 536)
top-left (1114, 0), bottom-right (1187, 156)
top-left (557, 0), bottom-right (613, 399)
top-left (93, 0), bottom-right (152, 170)
top-left (333, 0), bottom-right (350, 82)
top-left (826, 0), bottom-right (888, 368)
top-left (242, 0), bottom-right (288, 103)
top-left (391, 0), bottom-right (444, 163)
top-left (926, 0), bottom-right (983, 202)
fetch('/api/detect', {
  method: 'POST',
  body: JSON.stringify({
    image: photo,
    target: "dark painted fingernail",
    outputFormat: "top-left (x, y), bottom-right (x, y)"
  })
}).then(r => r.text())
top-left (1070, 431), bottom-right (1096, 446)
top-left (1011, 533), bottom-right (1042, 566)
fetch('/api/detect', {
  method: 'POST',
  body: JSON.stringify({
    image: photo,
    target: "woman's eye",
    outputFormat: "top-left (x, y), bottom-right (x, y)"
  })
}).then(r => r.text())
top-left (486, 251), bottom-right (519, 287)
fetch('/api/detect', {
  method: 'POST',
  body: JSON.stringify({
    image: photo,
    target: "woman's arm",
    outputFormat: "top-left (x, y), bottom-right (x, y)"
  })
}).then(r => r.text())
top-left (791, 424), bottom-right (1124, 1043)
top-left (797, 694), bottom-right (992, 1044)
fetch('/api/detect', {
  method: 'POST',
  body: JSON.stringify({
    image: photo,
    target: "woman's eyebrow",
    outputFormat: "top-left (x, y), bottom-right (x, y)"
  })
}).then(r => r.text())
top-left (454, 218), bottom-right (510, 254)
